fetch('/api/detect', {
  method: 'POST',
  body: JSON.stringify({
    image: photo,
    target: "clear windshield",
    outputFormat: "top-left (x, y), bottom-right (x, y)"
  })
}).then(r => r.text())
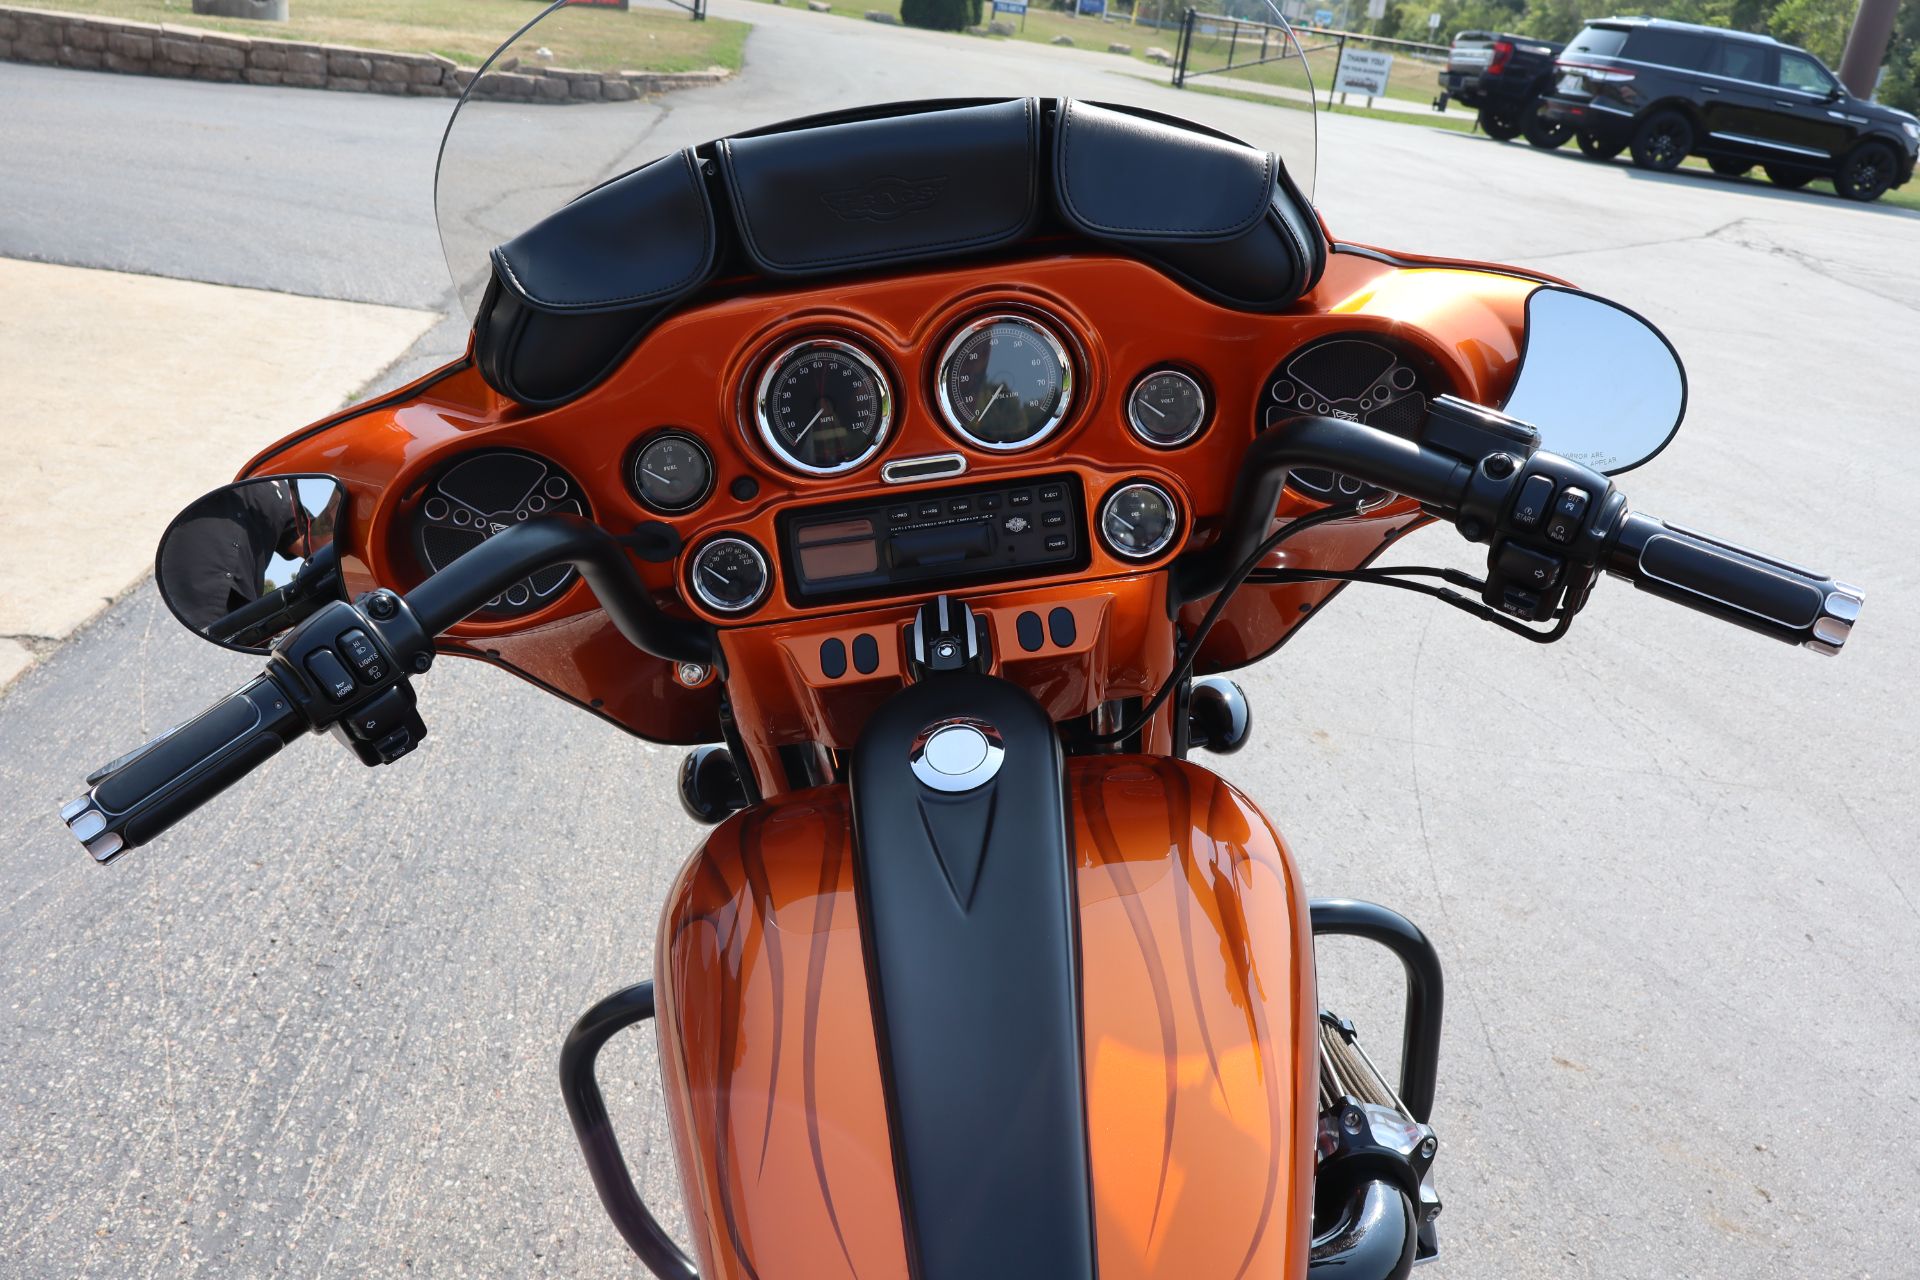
top-left (434, 0), bottom-right (1317, 319)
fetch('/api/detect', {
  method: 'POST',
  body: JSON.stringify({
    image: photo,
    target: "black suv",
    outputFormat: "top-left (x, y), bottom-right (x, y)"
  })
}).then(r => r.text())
top-left (1541, 17), bottom-right (1918, 201)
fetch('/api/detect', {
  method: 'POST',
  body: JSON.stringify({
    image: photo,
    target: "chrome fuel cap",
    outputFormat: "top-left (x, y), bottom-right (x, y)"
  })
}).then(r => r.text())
top-left (909, 719), bottom-right (1005, 793)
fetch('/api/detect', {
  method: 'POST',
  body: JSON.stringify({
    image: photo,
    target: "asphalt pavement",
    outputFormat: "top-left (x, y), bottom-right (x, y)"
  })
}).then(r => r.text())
top-left (2, 6), bottom-right (1917, 1277)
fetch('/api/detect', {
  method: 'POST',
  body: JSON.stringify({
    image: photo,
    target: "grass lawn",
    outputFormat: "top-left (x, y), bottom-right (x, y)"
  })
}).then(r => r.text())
top-left (1676, 156), bottom-right (1920, 213)
top-left (754, 0), bottom-right (1443, 109)
top-left (25, 0), bottom-right (749, 71)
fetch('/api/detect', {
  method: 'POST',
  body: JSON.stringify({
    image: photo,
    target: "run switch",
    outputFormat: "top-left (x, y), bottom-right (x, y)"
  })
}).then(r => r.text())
top-left (1544, 487), bottom-right (1590, 545)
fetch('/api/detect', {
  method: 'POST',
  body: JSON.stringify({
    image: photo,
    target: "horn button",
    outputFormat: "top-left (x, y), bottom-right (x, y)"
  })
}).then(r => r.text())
top-left (909, 719), bottom-right (1004, 792)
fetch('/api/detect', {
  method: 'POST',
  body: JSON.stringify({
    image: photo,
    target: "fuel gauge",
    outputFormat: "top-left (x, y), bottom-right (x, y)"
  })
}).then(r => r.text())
top-left (1100, 482), bottom-right (1179, 561)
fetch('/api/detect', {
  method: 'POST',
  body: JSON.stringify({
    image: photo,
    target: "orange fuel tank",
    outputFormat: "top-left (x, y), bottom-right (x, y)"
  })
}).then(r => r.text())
top-left (654, 755), bottom-right (1319, 1280)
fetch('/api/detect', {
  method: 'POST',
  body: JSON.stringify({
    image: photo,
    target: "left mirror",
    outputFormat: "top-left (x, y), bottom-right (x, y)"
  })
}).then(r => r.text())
top-left (157, 475), bottom-right (347, 653)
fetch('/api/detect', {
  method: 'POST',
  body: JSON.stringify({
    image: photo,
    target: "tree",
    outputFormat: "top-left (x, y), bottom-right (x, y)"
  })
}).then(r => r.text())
top-left (1768, 0), bottom-right (1854, 64)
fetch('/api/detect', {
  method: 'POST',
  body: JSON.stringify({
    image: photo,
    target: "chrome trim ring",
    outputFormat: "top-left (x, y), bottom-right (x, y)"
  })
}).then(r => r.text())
top-left (752, 338), bottom-right (894, 477)
top-left (935, 312), bottom-right (1075, 452)
top-left (908, 718), bottom-right (1006, 793)
top-left (1125, 368), bottom-right (1208, 448)
top-left (1099, 481), bottom-right (1181, 561)
top-left (687, 536), bottom-right (770, 615)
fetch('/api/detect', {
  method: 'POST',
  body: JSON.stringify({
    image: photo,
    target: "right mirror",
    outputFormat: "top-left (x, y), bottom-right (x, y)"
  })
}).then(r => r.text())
top-left (1501, 287), bottom-right (1687, 476)
top-left (156, 475), bottom-right (348, 653)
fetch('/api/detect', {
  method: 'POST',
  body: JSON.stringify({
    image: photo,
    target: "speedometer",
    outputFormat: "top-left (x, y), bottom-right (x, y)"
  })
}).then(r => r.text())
top-left (936, 313), bottom-right (1074, 450)
top-left (753, 338), bottom-right (893, 476)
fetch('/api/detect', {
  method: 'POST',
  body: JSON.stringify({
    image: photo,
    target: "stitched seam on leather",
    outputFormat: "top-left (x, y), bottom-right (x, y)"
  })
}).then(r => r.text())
top-left (492, 148), bottom-right (715, 311)
top-left (1056, 99), bottom-right (1274, 238)
top-left (724, 100), bottom-right (1039, 271)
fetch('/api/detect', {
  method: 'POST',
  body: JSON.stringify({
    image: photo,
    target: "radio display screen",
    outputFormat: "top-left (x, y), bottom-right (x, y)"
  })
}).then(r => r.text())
top-left (778, 475), bottom-right (1085, 605)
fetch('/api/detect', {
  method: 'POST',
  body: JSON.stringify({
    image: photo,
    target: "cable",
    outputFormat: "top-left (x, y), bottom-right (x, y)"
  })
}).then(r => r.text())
top-left (1084, 502), bottom-right (1362, 746)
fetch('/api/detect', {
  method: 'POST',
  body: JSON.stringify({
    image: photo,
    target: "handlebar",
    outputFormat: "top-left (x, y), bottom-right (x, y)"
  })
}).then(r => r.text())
top-left (61, 675), bottom-right (304, 862)
top-left (1606, 513), bottom-right (1863, 653)
top-left (67, 404), bottom-right (1861, 863)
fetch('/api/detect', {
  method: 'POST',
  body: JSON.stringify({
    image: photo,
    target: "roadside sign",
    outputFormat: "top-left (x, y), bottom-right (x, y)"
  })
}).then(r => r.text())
top-left (572, 0), bottom-right (630, 7)
top-left (993, 0), bottom-right (1027, 11)
top-left (1077, 0), bottom-right (1105, 12)
top-left (1366, 0), bottom-right (1386, 18)
top-left (1428, 11), bottom-right (1442, 30)
top-left (1334, 47), bottom-right (1393, 97)
top-left (1314, 7), bottom-right (1333, 24)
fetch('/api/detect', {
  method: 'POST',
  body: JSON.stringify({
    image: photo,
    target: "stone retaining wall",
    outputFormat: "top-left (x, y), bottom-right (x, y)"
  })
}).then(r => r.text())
top-left (0, 6), bottom-right (728, 101)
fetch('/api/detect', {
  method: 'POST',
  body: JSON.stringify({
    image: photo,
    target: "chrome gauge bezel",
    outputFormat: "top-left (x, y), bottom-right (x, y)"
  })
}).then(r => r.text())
top-left (1125, 368), bottom-right (1209, 448)
top-left (629, 429), bottom-right (715, 514)
top-left (752, 337), bottom-right (895, 477)
top-left (687, 535), bottom-right (771, 615)
top-left (1098, 481), bottom-right (1181, 562)
top-left (934, 312), bottom-right (1076, 452)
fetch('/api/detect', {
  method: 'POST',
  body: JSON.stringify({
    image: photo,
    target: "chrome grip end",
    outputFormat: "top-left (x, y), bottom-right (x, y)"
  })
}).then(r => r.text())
top-left (1805, 582), bottom-right (1864, 657)
top-left (61, 794), bottom-right (126, 864)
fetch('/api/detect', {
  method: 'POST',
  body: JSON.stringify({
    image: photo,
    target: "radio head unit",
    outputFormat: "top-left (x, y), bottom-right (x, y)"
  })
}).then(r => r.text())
top-left (777, 474), bottom-right (1087, 605)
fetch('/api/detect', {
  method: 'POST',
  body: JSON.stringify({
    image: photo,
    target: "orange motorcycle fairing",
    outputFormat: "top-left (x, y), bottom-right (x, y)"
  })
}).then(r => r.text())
top-left (655, 755), bottom-right (1317, 1280)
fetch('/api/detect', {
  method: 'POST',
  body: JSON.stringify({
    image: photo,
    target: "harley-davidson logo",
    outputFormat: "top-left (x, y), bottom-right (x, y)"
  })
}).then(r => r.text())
top-left (822, 175), bottom-right (948, 222)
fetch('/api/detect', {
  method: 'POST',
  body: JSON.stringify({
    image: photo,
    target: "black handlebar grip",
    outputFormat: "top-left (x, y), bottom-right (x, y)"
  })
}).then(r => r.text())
top-left (1606, 512), bottom-right (1863, 654)
top-left (61, 674), bottom-right (306, 863)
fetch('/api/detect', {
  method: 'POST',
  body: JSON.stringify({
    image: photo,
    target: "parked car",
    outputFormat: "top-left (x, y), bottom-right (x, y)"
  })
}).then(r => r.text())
top-left (1541, 17), bottom-right (1919, 201)
top-left (1438, 30), bottom-right (1571, 147)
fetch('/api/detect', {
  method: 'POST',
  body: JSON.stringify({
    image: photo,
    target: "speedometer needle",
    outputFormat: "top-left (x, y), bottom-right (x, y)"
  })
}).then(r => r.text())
top-left (702, 565), bottom-right (732, 588)
top-left (795, 406), bottom-right (827, 443)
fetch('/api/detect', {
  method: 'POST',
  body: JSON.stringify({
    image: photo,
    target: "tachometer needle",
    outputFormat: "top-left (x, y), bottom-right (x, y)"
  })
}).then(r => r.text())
top-left (974, 385), bottom-right (1005, 422)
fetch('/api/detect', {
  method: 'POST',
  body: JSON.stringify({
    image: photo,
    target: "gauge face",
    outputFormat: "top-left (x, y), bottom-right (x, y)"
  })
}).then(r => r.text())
top-left (416, 450), bottom-right (584, 619)
top-left (1100, 482), bottom-right (1179, 561)
top-left (1127, 370), bottom-right (1208, 447)
top-left (688, 536), bottom-right (770, 614)
top-left (631, 432), bottom-right (713, 513)
top-left (937, 314), bottom-right (1074, 450)
top-left (754, 339), bottom-right (892, 476)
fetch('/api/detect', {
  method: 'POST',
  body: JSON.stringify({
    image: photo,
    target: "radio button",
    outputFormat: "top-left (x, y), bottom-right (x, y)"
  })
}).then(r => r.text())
top-left (979, 493), bottom-right (1002, 511)
top-left (890, 506), bottom-right (913, 523)
top-left (918, 501), bottom-right (942, 518)
top-left (1042, 510), bottom-right (1066, 528)
top-left (948, 498), bottom-right (973, 515)
top-left (1039, 484), bottom-right (1064, 502)
top-left (1009, 490), bottom-right (1033, 506)
top-left (1044, 534), bottom-right (1070, 552)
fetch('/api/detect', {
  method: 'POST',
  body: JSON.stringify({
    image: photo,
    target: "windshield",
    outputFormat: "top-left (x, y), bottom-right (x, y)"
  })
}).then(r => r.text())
top-left (434, 0), bottom-right (1318, 319)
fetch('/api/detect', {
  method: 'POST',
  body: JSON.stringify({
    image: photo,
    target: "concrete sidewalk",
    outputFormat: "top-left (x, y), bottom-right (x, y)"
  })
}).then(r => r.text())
top-left (0, 258), bottom-right (436, 688)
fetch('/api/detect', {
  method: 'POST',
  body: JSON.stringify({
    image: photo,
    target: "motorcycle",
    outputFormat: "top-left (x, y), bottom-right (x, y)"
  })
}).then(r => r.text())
top-left (60, 3), bottom-right (1863, 1277)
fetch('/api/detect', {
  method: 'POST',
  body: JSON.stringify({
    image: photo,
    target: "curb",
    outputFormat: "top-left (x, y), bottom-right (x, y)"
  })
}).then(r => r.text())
top-left (0, 6), bottom-right (729, 101)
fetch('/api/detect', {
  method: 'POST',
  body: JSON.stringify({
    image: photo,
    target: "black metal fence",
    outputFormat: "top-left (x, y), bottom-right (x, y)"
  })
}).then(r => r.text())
top-left (1172, 8), bottom-right (1445, 106)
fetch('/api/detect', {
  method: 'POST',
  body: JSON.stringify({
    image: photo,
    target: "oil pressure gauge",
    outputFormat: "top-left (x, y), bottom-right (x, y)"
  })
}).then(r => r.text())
top-left (1100, 482), bottom-right (1179, 561)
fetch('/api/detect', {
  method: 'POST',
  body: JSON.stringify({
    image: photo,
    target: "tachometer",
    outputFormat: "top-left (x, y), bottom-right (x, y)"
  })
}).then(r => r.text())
top-left (936, 313), bottom-right (1074, 450)
top-left (753, 339), bottom-right (892, 476)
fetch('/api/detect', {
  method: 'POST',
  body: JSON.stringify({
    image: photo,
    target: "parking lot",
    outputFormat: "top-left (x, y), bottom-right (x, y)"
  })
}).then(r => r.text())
top-left (2, 2), bottom-right (1917, 1275)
